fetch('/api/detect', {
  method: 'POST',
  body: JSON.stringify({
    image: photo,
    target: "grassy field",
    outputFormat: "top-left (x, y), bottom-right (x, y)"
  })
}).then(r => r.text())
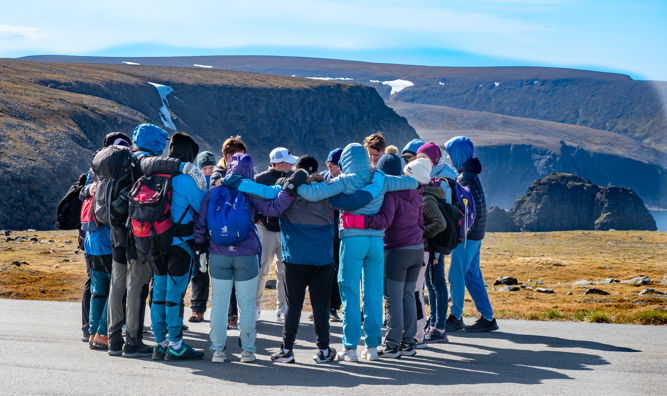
top-left (1, 230), bottom-right (665, 325)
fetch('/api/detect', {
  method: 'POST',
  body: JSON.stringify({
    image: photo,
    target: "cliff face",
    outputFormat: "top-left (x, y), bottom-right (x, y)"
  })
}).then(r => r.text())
top-left (0, 60), bottom-right (417, 229)
top-left (509, 173), bottom-right (656, 231)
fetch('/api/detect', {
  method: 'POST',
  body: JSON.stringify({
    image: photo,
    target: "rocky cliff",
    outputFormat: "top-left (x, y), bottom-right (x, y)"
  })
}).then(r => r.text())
top-left (508, 173), bottom-right (657, 231)
top-left (0, 60), bottom-right (417, 229)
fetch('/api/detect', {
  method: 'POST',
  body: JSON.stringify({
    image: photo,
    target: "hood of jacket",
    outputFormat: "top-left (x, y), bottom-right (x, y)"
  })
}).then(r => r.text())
top-left (444, 136), bottom-right (474, 170)
top-left (103, 132), bottom-right (131, 148)
top-left (460, 157), bottom-right (482, 175)
top-left (401, 138), bottom-right (424, 156)
top-left (339, 143), bottom-right (371, 184)
top-left (132, 123), bottom-right (168, 155)
top-left (168, 132), bottom-right (199, 163)
top-left (227, 152), bottom-right (254, 179)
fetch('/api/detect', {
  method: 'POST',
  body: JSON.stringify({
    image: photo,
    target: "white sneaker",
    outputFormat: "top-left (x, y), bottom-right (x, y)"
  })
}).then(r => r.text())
top-left (241, 350), bottom-right (256, 363)
top-left (276, 306), bottom-right (286, 322)
top-left (212, 349), bottom-right (227, 363)
top-left (336, 348), bottom-right (358, 362)
top-left (361, 347), bottom-right (379, 361)
top-left (255, 306), bottom-right (261, 321)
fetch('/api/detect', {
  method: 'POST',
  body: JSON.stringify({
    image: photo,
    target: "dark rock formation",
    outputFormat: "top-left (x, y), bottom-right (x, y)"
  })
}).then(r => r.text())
top-left (494, 276), bottom-right (519, 286)
top-left (510, 173), bottom-right (657, 231)
top-left (584, 288), bottom-right (610, 295)
top-left (486, 206), bottom-right (519, 232)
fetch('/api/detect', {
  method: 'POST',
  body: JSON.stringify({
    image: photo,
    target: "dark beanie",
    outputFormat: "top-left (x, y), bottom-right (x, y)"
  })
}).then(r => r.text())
top-left (326, 148), bottom-right (343, 166)
top-left (376, 154), bottom-right (403, 176)
top-left (196, 151), bottom-right (216, 169)
top-left (295, 154), bottom-right (318, 174)
top-left (168, 132), bottom-right (199, 163)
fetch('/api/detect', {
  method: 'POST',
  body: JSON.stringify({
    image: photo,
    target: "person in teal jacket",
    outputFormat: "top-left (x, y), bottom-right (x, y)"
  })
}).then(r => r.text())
top-left (150, 132), bottom-right (208, 361)
top-left (295, 142), bottom-right (417, 362)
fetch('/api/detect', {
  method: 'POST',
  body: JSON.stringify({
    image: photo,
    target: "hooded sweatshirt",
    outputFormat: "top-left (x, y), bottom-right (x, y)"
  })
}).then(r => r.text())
top-left (444, 136), bottom-right (486, 240)
top-left (194, 153), bottom-right (293, 256)
top-left (296, 143), bottom-right (418, 239)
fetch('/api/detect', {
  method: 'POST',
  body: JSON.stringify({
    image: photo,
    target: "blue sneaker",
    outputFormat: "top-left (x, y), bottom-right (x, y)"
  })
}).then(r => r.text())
top-left (152, 343), bottom-right (168, 360)
top-left (165, 343), bottom-right (204, 361)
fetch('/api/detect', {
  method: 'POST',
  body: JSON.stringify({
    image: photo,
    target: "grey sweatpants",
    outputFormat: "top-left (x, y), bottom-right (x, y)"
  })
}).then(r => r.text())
top-left (107, 256), bottom-right (127, 347)
top-left (383, 245), bottom-right (423, 347)
top-left (125, 257), bottom-right (152, 345)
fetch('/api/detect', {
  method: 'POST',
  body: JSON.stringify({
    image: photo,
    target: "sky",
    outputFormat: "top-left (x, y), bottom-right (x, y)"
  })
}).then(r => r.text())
top-left (1, 0), bottom-right (666, 80)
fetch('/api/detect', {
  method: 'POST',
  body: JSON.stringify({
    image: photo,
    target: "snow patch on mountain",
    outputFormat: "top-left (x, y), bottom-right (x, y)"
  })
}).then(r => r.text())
top-left (122, 61), bottom-right (140, 65)
top-left (305, 77), bottom-right (354, 81)
top-left (193, 64), bottom-right (213, 69)
top-left (369, 79), bottom-right (414, 95)
top-left (147, 82), bottom-right (176, 130)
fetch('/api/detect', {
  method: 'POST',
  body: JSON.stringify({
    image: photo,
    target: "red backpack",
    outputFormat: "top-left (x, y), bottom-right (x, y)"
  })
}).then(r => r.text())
top-left (80, 195), bottom-right (100, 232)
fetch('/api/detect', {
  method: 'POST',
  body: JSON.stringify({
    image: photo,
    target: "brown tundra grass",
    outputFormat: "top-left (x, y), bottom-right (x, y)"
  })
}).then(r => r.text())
top-left (1, 230), bottom-right (665, 325)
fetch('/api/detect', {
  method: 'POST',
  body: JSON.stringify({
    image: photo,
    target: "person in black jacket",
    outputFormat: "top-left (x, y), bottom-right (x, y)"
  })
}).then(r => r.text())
top-left (443, 136), bottom-right (498, 333)
top-left (254, 147), bottom-right (295, 322)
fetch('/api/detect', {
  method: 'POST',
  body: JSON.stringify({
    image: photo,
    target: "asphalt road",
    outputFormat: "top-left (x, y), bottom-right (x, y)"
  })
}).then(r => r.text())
top-left (0, 299), bottom-right (665, 395)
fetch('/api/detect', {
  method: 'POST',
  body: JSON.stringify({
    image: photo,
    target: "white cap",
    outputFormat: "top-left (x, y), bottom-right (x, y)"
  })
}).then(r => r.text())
top-left (269, 147), bottom-right (297, 164)
top-left (404, 158), bottom-right (432, 185)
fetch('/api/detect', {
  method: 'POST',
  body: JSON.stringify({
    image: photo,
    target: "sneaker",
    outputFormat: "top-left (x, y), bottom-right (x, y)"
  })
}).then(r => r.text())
top-left (329, 309), bottom-right (341, 322)
top-left (377, 344), bottom-right (401, 359)
top-left (81, 334), bottom-right (90, 343)
top-left (414, 339), bottom-right (428, 349)
top-left (165, 343), bottom-right (204, 360)
top-left (336, 348), bottom-right (358, 362)
top-left (464, 317), bottom-right (499, 333)
top-left (108, 343), bottom-right (123, 357)
top-left (91, 334), bottom-right (109, 350)
top-left (313, 347), bottom-right (337, 363)
top-left (255, 306), bottom-right (261, 321)
top-left (445, 314), bottom-right (465, 332)
top-left (228, 315), bottom-right (238, 329)
top-left (271, 348), bottom-right (295, 363)
top-left (276, 306), bottom-right (286, 322)
top-left (240, 350), bottom-right (256, 363)
top-left (188, 312), bottom-right (204, 323)
top-left (88, 334), bottom-right (95, 349)
top-left (361, 347), bottom-right (379, 361)
top-left (122, 342), bottom-right (154, 358)
top-left (152, 343), bottom-right (168, 360)
top-left (211, 349), bottom-right (227, 363)
top-left (400, 343), bottom-right (417, 357)
top-left (181, 323), bottom-right (189, 331)
top-left (425, 327), bottom-right (449, 344)
top-left (121, 324), bottom-right (127, 336)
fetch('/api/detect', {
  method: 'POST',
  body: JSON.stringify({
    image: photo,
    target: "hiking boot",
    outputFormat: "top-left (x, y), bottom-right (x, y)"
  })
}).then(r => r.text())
top-left (188, 312), bottom-right (204, 323)
top-left (276, 306), bottom-right (286, 322)
top-left (81, 334), bottom-right (90, 343)
top-left (313, 347), bottom-right (337, 363)
top-left (445, 314), bottom-right (465, 332)
top-left (425, 327), bottom-right (449, 344)
top-left (377, 343), bottom-right (401, 359)
top-left (122, 342), bottom-right (153, 358)
top-left (271, 348), bottom-right (295, 363)
top-left (181, 323), bottom-right (189, 331)
top-left (240, 350), bottom-right (256, 363)
top-left (88, 334), bottom-right (95, 349)
top-left (165, 343), bottom-right (204, 361)
top-left (212, 349), bottom-right (227, 363)
top-left (152, 343), bottom-right (168, 360)
top-left (361, 347), bottom-right (379, 361)
top-left (108, 343), bottom-right (123, 357)
top-left (329, 309), bottom-right (341, 322)
top-left (464, 317), bottom-right (499, 333)
top-left (91, 334), bottom-right (109, 350)
top-left (400, 343), bottom-right (417, 357)
top-left (336, 348), bottom-right (358, 362)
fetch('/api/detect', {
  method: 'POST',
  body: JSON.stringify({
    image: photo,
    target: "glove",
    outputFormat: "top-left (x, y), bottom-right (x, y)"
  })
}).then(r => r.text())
top-left (282, 169), bottom-right (309, 196)
top-left (341, 212), bottom-right (365, 229)
top-left (220, 174), bottom-right (245, 189)
top-left (182, 163), bottom-right (207, 191)
top-left (199, 254), bottom-right (208, 273)
top-left (361, 169), bottom-right (385, 199)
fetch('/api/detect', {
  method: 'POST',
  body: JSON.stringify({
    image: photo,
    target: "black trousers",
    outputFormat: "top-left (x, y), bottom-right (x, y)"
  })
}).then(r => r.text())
top-left (282, 262), bottom-right (333, 350)
top-left (329, 241), bottom-right (341, 311)
top-left (190, 258), bottom-right (210, 314)
top-left (81, 258), bottom-right (91, 337)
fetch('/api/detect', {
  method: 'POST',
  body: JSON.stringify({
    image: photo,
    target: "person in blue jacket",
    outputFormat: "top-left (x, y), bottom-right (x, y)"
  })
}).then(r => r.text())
top-left (295, 143), bottom-right (417, 362)
top-left (444, 136), bottom-right (498, 333)
top-left (150, 132), bottom-right (208, 361)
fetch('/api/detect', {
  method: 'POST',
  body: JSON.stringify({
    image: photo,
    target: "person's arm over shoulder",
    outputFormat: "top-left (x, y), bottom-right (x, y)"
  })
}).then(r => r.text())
top-left (423, 195), bottom-right (446, 238)
top-left (296, 175), bottom-right (347, 202)
top-left (139, 156), bottom-right (182, 175)
top-left (248, 191), bottom-right (293, 217)
top-left (178, 175), bottom-right (207, 215)
top-left (238, 179), bottom-right (281, 199)
top-left (384, 175), bottom-right (418, 192)
top-left (362, 191), bottom-right (398, 230)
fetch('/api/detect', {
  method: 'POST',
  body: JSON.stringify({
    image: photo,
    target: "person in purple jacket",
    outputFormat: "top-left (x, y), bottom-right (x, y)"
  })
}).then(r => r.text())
top-left (341, 153), bottom-right (425, 358)
top-left (194, 153), bottom-right (305, 363)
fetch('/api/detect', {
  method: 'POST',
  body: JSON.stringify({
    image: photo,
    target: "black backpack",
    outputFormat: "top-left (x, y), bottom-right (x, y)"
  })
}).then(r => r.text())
top-left (55, 173), bottom-right (88, 230)
top-left (424, 188), bottom-right (462, 255)
top-left (91, 145), bottom-right (134, 226)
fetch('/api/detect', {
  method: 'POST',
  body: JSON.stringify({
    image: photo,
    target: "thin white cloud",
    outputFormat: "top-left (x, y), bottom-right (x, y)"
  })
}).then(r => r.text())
top-left (0, 25), bottom-right (45, 41)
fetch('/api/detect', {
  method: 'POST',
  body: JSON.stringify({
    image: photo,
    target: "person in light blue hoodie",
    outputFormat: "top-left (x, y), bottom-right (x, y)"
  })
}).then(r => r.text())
top-left (295, 142), bottom-right (417, 362)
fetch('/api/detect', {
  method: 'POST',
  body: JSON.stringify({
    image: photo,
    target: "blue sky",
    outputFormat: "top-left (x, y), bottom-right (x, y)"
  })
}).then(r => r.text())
top-left (1, 0), bottom-right (665, 80)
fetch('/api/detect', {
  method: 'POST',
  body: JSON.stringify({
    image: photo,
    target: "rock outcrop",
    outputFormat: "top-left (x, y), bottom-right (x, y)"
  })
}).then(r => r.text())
top-left (486, 206), bottom-right (519, 232)
top-left (510, 173), bottom-right (657, 231)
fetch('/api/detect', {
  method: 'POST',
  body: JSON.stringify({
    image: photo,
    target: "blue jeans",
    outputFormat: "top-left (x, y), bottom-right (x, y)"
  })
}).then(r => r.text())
top-left (339, 236), bottom-right (384, 349)
top-left (448, 240), bottom-right (493, 321)
top-left (209, 254), bottom-right (259, 353)
top-left (425, 251), bottom-right (448, 330)
top-left (87, 254), bottom-right (111, 336)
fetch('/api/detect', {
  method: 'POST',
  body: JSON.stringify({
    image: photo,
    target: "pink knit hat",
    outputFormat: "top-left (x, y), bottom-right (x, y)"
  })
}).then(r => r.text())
top-left (416, 142), bottom-right (441, 165)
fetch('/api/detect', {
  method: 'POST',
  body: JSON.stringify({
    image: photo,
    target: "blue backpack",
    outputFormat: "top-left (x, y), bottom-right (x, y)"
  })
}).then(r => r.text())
top-left (207, 186), bottom-right (253, 246)
top-left (446, 178), bottom-right (477, 245)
